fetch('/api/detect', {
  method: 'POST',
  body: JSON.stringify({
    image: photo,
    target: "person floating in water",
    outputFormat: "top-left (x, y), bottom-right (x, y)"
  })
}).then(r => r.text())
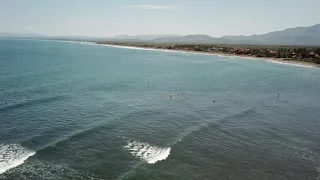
top-left (277, 93), bottom-right (280, 100)
top-left (212, 99), bottom-right (216, 103)
top-left (170, 95), bottom-right (173, 99)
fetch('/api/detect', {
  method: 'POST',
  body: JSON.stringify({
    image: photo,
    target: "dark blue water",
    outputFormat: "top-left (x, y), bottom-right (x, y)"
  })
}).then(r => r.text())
top-left (0, 39), bottom-right (320, 180)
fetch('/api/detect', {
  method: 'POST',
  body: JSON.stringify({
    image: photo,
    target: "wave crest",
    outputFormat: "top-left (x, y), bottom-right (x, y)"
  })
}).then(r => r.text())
top-left (0, 144), bottom-right (35, 174)
top-left (124, 141), bottom-right (170, 164)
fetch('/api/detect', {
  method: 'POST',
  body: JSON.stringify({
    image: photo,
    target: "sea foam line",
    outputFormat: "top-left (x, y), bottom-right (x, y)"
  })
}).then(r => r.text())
top-left (97, 44), bottom-right (319, 69)
top-left (0, 144), bottom-right (35, 174)
top-left (101, 44), bottom-right (213, 56)
top-left (124, 140), bottom-right (171, 164)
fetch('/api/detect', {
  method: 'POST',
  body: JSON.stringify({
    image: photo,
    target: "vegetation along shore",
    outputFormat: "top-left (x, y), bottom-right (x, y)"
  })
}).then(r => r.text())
top-left (96, 41), bottom-right (320, 66)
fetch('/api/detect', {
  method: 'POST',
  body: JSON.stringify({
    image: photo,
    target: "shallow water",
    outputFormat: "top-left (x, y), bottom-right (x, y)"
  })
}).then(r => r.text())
top-left (0, 38), bottom-right (320, 180)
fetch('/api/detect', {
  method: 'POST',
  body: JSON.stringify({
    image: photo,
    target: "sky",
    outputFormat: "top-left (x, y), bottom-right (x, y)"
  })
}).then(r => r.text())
top-left (1, 0), bottom-right (319, 37)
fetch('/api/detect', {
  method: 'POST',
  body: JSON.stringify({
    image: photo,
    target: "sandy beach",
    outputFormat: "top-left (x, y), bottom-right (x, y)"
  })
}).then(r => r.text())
top-left (96, 43), bottom-right (320, 69)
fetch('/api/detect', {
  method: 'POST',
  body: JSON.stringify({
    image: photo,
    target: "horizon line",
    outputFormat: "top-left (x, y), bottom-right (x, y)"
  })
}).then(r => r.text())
top-left (0, 23), bottom-right (319, 38)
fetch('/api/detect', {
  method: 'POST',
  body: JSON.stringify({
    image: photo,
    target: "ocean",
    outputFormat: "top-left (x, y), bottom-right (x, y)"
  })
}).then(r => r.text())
top-left (0, 38), bottom-right (320, 180)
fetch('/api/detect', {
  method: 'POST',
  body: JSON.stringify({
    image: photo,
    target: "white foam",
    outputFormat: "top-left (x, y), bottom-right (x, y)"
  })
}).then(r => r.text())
top-left (124, 141), bottom-right (171, 164)
top-left (101, 44), bottom-right (214, 56)
top-left (99, 44), bottom-right (319, 69)
top-left (77, 41), bottom-right (95, 45)
top-left (266, 59), bottom-right (318, 69)
top-left (0, 144), bottom-right (35, 174)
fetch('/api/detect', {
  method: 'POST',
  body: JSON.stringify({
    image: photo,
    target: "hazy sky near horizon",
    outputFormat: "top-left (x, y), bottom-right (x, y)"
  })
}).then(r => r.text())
top-left (1, 0), bottom-right (319, 37)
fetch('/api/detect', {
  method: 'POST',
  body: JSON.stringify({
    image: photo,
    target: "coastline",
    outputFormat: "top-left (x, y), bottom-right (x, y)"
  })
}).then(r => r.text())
top-left (96, 43), bottom-right (320, 69)
top-left (4, 38), bottom-right (317, 69)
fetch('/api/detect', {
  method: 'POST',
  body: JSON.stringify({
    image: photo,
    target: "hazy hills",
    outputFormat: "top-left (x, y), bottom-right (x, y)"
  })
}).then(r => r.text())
top-left (150, 24), bottom-right (320, 46)
top-left (1, 24), bottom-right (319, 46)
top-left (152, 34), bottom-right (232, 44)
top-left (222, 24), bottom-right (320, 46)
top-left (110, 34), bottom-right (181, 41)
top-left (111, 24), bottom-right (320, 46)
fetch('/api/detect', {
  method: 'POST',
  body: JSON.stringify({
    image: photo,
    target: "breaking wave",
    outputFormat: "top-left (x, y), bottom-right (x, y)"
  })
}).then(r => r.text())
top-left (124, 140), bottom-right (171, 164)
top-left (0, 159), bottom-right (101, 180)
top-left (0, 144), bottom-right (35, 174)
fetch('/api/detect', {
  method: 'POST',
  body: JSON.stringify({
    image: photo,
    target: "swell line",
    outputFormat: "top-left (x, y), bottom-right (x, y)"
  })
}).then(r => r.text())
top-left (0, 96), bottom-right (67, 112)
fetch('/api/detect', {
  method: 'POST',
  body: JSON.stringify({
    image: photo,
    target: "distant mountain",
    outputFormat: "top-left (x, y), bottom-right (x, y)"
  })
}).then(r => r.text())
top-left (1, 24), bottom-right (319, 46)
top-left (46, 35), bottom-right (108, 41)
top-left (0, 33), bottom-right (20, 37)
top-left (152, 34), bottom-right (231, 44)
top-left (110, 34), bottom-right (181, 41)
top-left (223, 24), bottom-right (320, 46)
top-left (152, 24), bottom-right (320, 46)
top-left (0, 33), bottom-right (110, 41)
top-left (0, 33), bottom-right (49, 38)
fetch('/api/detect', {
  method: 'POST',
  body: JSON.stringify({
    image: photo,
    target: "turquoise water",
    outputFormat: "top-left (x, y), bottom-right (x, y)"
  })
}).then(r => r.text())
top-left (0, 39), bottom-right (320, 180)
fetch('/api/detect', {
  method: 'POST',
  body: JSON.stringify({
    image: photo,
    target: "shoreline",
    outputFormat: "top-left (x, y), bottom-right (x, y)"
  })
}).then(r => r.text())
top-left (96, 43), bottom-right (320, 69)
top-left (3, 38), bottom-right (317, 69)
